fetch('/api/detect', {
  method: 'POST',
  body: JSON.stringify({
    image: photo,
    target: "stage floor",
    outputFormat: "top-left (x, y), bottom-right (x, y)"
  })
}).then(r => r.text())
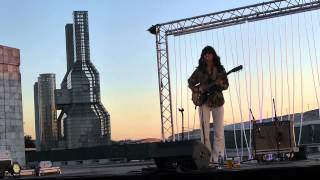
top-left (16, 153), bottom-right (320, 180)
top-left (19, 153), bottom-right (320, 179)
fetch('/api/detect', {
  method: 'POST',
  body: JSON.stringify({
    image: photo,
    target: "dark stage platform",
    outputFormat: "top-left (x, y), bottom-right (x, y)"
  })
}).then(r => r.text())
top-left (19, 157), bottom-right (320, 180)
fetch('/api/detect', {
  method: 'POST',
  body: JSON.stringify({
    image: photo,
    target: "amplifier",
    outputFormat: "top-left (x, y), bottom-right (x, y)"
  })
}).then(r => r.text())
top-left (253, 120), bottom-right (296, 156)
top-left (152, 140), bottom-right (210, 171)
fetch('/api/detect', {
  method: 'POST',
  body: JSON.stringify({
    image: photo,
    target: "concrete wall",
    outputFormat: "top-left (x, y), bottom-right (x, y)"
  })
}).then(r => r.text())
top-left (0, 45), bottom-right (25, 166)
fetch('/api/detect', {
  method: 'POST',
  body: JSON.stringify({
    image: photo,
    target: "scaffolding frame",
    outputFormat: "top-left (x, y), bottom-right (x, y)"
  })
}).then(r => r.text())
top-left (149, 0), bottom-right (320, 141)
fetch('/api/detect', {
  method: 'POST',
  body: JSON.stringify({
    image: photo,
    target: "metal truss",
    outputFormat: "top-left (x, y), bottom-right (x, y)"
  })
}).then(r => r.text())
top-left (149, 0), bottom-right (320, 141)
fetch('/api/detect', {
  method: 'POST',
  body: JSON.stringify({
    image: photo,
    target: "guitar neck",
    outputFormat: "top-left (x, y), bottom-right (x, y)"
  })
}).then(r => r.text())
top-left (206, 68), bottom-right (237, 90)
top-left (197, 65), bottom-right (242, 91)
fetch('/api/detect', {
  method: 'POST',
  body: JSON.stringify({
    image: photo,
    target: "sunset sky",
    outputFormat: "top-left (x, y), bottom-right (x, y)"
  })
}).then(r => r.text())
top-left (1, 0), bottom-right (320, 141)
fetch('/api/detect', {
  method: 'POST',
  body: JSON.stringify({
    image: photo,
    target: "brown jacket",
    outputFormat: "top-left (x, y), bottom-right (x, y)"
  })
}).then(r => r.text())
top-left (188, 65), bottom-right (229, 108)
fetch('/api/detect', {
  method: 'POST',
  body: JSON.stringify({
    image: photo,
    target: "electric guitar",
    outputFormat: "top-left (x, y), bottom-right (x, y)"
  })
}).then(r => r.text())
top-left (191, 65), bottom-right (243, 106)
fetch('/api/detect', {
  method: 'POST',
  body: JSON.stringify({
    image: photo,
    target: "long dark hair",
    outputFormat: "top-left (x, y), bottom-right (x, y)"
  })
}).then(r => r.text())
top-left (197, 46), bottom-right (222, 73)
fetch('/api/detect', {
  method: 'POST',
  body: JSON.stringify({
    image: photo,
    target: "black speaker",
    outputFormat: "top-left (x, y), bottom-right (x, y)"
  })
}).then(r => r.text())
top-left (152, 140), bottom-right (210, 171)
top-left (253, 120), bottom-right (296, 156)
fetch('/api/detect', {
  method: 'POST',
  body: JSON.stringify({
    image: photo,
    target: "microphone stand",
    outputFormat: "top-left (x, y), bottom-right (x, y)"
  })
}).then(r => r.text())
top-left (250, 108), bottom-right (260, 160)
top-left (179, 108), bottom-right (185, 141)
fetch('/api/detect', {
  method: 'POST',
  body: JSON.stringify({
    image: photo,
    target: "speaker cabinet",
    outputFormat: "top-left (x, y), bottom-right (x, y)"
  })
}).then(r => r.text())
top-left (152, 140), bottom-right (210, 171)
top-left (253, 120), bottom-right (297, 156)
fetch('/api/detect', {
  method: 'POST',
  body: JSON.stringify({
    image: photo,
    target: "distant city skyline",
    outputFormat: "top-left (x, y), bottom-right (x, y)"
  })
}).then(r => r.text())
top-left (1, 0), bottom-right (320, 141)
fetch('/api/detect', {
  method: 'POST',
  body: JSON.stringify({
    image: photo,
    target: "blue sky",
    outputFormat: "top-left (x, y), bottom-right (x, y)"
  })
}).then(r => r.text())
top-left (1, 0), bottom-right (319, 140)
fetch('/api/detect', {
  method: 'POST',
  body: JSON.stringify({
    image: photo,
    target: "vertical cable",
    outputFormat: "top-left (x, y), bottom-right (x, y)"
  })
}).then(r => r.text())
top-left (173, 37), bottom-right (179, 141)
top-left (259, 22), bottom-right (265, 122)
top-left (189, 34), bottom-right (195, 69)
top-left (193, 32), bottom-right (201, 132)
top-left (223, 28), bottom-right (239, 157)
top-left (246, 20), bottom-right (253, 155)
top-left (189, 33), bottom-right (197, 133)
top-left (240, 23), bottom-right (252, 158)
top-left (205, 29), bottom-right (209, 46)
top-left (310, 12), bottom-right (320, 118)
top-left (304, 13), bottom-right (320, 116)
top-left (267, 19), bottom-right (274, 121)
top-left (232, 28), bottom-right (243, 160)
top-left (216, 29), bottom-right (220, 54)
top-left (297, 14), bottom-right (304, 145)
top-left (200, 31), bottom-right (204, 47)
top-left (178, 35), bottom-right (184, 139)
top-left (290, 15), bottom-right (296, 145)
top-left (233, 27), bottom-right (250, 160)
top-left (183, 35), bottom-right (191, 140)
top-left (253, 21), bottom-right (262, 123)
top-left (272, 18), bottom-right (278, 120)
top-left (284, 17), bottom-right (291, 121)
top-left (211, 29), bottom-right (215, 48)
top-left (278, 18), bottom-right (284, 121)
top-left (216, 29), bottom-right (229, 158)
top-left (179, 36), bottom-right (183, 109)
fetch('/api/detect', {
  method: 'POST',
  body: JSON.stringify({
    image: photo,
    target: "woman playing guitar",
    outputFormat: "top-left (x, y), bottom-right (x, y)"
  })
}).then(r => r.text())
top-left (188, 45), bottom-right (229, 164)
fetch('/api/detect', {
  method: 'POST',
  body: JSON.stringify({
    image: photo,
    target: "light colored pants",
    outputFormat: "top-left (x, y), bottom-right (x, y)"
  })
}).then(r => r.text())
top-left (199, 105), bottom-right (225, 163)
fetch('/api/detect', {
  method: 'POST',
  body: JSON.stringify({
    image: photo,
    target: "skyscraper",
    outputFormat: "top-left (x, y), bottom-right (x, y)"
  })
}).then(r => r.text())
top-left (34, 11), bottom-right (111, 150)
top-left (34, 74), bottom-right (58, 151)
top-left (65, 24), bottom-right (74, 74)
top-left (56, 11), bottom-right (111, 148)
top-left (33, 82), bottom-right (40, 151)
top-left (0, 45), bottom-right (25, 166)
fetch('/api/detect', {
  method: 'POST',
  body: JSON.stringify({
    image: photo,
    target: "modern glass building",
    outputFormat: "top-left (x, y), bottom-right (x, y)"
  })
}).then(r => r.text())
top-left (33, 82), bottom-right (40, 151)
top-left (34, 74), bottom-right (58, 151)
top-left (34, 11), bottom-right (111, 150)
top-left (56, 11), bottom-right (111, 149)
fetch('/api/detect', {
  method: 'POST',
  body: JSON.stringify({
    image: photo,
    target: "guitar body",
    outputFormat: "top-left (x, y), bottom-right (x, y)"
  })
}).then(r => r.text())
top-left (191, 87), bottom-right (208, 106)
